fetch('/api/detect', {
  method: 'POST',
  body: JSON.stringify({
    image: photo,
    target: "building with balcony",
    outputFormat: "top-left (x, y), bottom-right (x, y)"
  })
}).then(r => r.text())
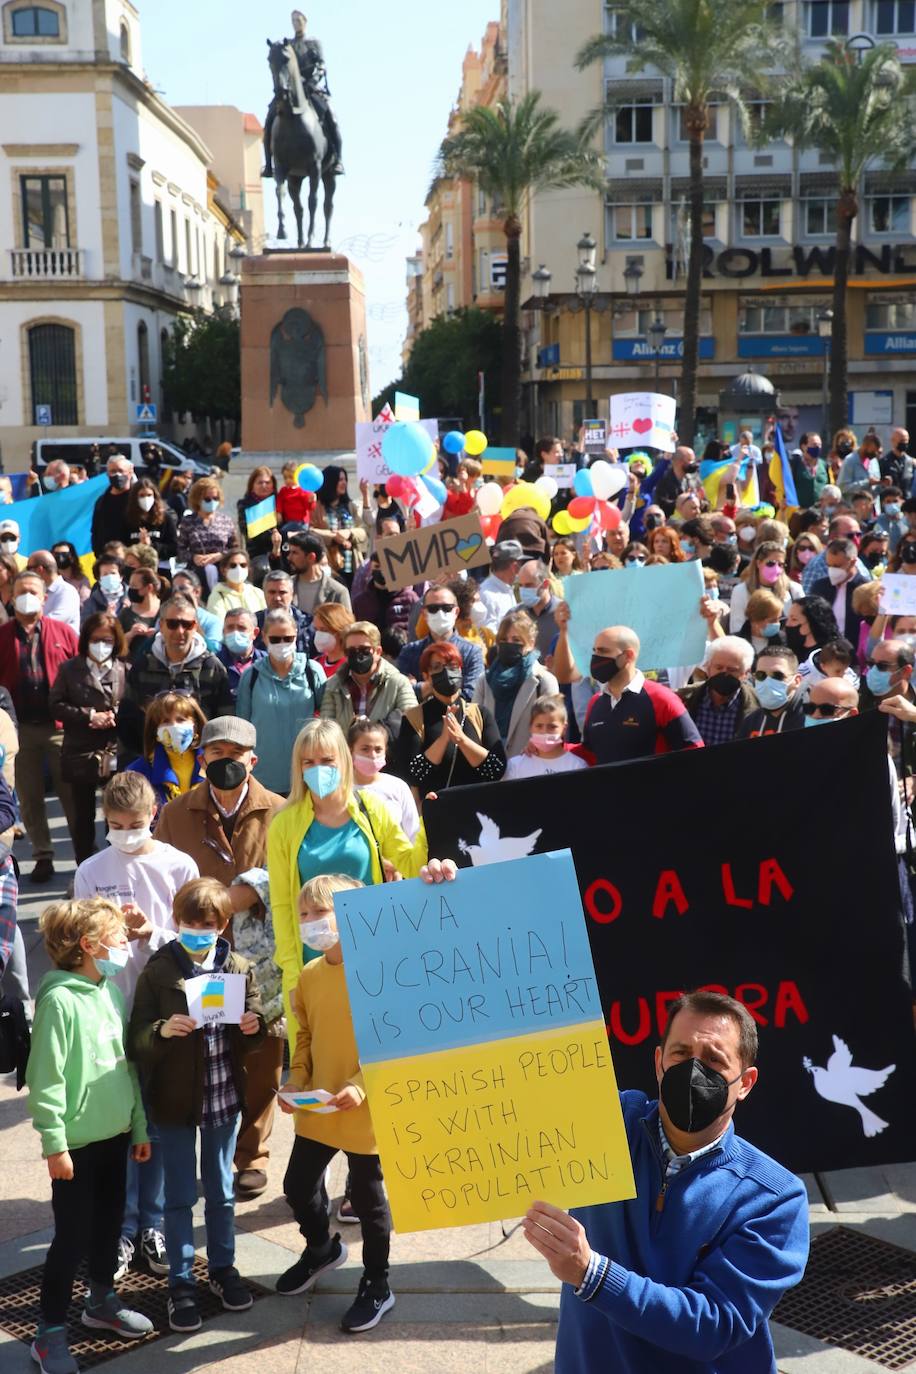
top-left (402, 19), bottom-right (508, 363)
top-left (508, 0), bottom-right (916, 447)
top-left (0, 0), bottom-right (246, 469)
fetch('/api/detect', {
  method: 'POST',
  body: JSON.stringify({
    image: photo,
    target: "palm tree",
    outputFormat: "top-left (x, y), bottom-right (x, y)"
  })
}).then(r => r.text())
top-left (766, 40), bottom-right (916, 439)
top-left (577, 0), bottom-right (781, 446)
top-left (440, 93), bottom-right (603, 446)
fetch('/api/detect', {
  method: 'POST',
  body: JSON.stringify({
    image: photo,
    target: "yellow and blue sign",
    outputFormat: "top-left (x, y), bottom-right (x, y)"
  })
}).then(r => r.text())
top-left (244, 495), bottom-right (277, 540)
top-left (201, 979), bottom-right (225, 1010)
top-left (334, 850), bottom-right (635, 1232)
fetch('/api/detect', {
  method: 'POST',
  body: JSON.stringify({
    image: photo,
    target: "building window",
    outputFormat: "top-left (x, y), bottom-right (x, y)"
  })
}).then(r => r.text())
top-left (477, 187), bottom-right (487, 217)
top-left (741, 195), bottom-right (781, 237)
top-left (866, 296), bottom-right (916, 328)
top-left (137, 322), bottom-right (150, 397)
top-left (616, 305), bottom-right (712, 335)
top-left (876, 0), bottom-right (916, 34)
top-left (20, 175), bottom-right (69, 249)
top-left (10, 4), bottom-right (60, 36)
top-left (869, 194), bottom-right (910, 234)
top-left (614, 104), bottom-right (654, 144)
top-left (169, 208), bottom-right (178, 267)
top-left (739, 299), bottom-right (823, 333)
top-left (446, 283), bottom-right (455, 312)
top-left (610, 202), bottom-right (654, 241)
top-left (675, 105), bottom-right (720, 143)
top-left (671, 204), bottom-right (719, 240)
top-left (28, 322), bottom-right (77, 425)
top-left (185, 220), bottom-right (193, 274)
top-left (807, 1), bottom-right (849, 35)
top-left (803, 197), bottom-right (837, 236)
top-left (154, 201), bottom-right (164, 262)
top-left (445, 222), bottom-right (454, 259)
top-left (119, 18), bottom-right (131, 61)
top-left (604, 5), bottom-right (646, 40)
top-left (129, 181), bottom-right (142, 255)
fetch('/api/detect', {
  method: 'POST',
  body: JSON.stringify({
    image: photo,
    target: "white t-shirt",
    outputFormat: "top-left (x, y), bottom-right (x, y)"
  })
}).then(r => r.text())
top-left (504, 751), bottom-right (588, 780)
top-left (74, 840), bottom-right (200, 1007)
top-left (356, 774), bottom-right (420, 840)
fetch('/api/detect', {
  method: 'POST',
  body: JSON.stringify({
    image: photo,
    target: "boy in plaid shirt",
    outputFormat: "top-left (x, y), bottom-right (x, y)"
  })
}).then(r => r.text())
top-left (129, 878), bottom-right (265, 1334)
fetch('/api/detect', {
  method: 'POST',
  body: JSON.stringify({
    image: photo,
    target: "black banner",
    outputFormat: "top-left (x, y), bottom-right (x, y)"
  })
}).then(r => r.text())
top-left (424, 712), bottom-right (916, 1175)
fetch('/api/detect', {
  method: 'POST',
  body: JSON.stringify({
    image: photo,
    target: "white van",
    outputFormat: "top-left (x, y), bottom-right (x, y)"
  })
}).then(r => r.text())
top-left (31, 436), bottom-right (215, 479)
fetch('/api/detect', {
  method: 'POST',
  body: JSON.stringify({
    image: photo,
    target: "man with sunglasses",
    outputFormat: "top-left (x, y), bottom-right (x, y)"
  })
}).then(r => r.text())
top-left (801, 513), bottom-right (870, 593)
top-left (804, 676), bottom-right (859, 725)
top-left (119, 594), bottom-right (233, 754)
top-left (737, 647), bottom-right (804, 739)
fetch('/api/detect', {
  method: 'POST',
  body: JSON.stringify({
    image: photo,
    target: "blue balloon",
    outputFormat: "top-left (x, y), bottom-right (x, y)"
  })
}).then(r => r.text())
top-left (382, 422), bottom-right (434, 477)
top-left (297, 464), bottom-right (323, 492)
top-left (422, 473), bottom-right (447, 504)
top-left (443, 430), bottom-right (465, 455)
top-left (573, 468), bottom-right (594, 498)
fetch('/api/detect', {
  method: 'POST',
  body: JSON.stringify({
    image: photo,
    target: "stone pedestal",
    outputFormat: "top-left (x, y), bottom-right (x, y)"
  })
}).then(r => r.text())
top-left (240, 252), bottom-right (370, 457)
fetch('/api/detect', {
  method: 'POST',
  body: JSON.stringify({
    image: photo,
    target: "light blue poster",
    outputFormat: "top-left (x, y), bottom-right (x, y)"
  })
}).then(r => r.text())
top-left (564, 562), bottom-right (707, 673)
top-left (333, 850), bottom-right (602, 1061)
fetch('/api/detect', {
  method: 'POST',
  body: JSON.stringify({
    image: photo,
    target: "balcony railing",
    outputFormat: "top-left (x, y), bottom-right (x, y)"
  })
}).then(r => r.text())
top-left (10, 247), bottom-right (83, 280)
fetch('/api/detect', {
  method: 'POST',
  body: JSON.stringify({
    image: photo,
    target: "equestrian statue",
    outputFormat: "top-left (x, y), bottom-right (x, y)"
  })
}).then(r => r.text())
top-left (263, 10), bottom-right (343, 249)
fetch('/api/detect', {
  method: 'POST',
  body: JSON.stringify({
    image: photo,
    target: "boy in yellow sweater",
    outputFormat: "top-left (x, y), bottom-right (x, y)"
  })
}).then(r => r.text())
top-left (275, 874), bottom-right (394, 1334)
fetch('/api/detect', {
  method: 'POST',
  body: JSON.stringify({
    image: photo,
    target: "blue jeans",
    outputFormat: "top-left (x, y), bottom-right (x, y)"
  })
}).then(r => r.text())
top-left (158, 1116), bottom-right (240, 1290)
top-left (123, 1093), bottom-right (163, 1238)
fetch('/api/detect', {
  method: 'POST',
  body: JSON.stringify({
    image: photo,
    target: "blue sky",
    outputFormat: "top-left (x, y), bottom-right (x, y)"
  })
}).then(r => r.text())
top-left (141, 1), bottom-right (499, 393)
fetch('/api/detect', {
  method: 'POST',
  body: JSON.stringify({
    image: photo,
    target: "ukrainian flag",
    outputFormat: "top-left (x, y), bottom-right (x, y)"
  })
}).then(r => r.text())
top-left (767, 424), bottom-right (799, 518)
top-left (201, 979), bottom-right (225, 1009)
top-left (698, 451), bottom-right (760, 509)
top-left (7, 474), bottom-right (108, 577)
top-left (481, 447), bottom-right (516, 477)
top-left (245, 495), bottom-right (277, 540)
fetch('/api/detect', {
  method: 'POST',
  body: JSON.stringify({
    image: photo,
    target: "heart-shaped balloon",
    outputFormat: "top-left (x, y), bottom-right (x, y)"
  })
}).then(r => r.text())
top-left (589, 461), bottom-right (627, 501)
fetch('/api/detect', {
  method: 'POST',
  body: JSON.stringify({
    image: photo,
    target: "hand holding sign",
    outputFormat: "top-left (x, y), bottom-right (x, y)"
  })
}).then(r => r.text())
top-left (184, 972), bottom-right (246, 1027)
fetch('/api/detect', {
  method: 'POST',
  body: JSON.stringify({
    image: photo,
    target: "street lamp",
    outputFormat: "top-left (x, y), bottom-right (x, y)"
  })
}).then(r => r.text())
top-left (623, 257), bottom-right (644, 297)
top-left (846, 32), bottom-right (876, 62)
top-left (818, 307), bottom-right (834, 439)
top-left (530, 265), bottom-right (552, 435)
top-left (532, 264), bottom-right (552, 302)
top-left (576, 233), bottom-right (598, 416)
top-left (647, 316), bottom-right (669, 393)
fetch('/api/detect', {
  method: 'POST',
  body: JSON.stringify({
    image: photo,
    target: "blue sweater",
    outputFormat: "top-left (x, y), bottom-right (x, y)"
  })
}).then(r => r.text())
top-left (556, 1092), bottom-right (809, 1374)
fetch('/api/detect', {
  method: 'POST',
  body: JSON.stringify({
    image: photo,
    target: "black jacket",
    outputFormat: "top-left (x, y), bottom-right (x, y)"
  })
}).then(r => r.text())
top-left (91, 486), bottom-right (136, 556)
top-left (809, 572), bottom-right (869, 654)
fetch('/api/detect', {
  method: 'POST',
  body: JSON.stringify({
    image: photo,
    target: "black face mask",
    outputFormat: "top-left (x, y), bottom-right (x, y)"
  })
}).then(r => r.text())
top-left (897, 442), bottom-right (908, 454)
top-left (110, 473), bottom-right (130, 491)
top-left (496, 641), bottom-right (525, 667)
top-left (127, 586), bottom-right (145, 604)
top-left (205, 757), bottom-right (248, 791)
top-left (371, 570), bottom-right (387, 588)
top-left (53, 551), bottom-right (70, 571)
top-left (645, 514), bottom-right (663, 532)
top-left (682, 462), bottom-right (699, 474)
top-left (902, 544), bottom-right (916, 565)
top-left (590, 653), bottom-right (624, 685)
top-left (836, 441), bottom-right (854, 457)
top-left (660, 1057), bottom-right (742, 1134)
top-left (784, 625), bottom-right (808, 659)
top-left (431, 666), bottom-right (463, 698)
top-left (707, 672), bottom-right (741, 698)
top-left (347, 647), bottom-right (375, 676)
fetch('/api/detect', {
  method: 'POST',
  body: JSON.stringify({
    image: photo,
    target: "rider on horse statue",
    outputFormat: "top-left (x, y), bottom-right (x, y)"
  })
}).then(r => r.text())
top-left (263, 10), bottom-right (344, 177)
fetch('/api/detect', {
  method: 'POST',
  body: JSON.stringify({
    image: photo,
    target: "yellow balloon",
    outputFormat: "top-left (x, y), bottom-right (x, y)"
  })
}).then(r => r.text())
top-left (552, 511), bottom-right (573, 535)
top-left (464, 430), bottom-right (488, 457)
top-left (565, 511), bottom-right (593, 533)
top-left (501, 481), bottom-right (550, 523)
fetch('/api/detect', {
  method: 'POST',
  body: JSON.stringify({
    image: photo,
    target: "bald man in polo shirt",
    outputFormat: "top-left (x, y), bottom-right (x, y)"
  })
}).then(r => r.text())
top-left (553, 610), bottom-right (702, 763)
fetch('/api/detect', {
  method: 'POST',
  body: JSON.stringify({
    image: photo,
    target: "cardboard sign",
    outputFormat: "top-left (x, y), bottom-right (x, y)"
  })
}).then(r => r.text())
top-left (356, 417), bottom-right (439, 485)
top-left (564, 562), bottom-right (707, 673)
top-left (376, 512), bottom-right (490, 592)
top-left (583, 420), bottom-right (606, 454)
top-left (609, 392), bottom-right (677, 453)
top-left (880, 574), bottom-right (916, 616)
top-left (333, 851), bottom-right (635, 1231)
top-left (184, 972), bottom-right (245, 1027)
top-left (425, 712), bottom-right (916, 1177)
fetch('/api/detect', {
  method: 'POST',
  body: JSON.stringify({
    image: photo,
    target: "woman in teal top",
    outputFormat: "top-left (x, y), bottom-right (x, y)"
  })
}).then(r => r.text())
top-left (237, 609), bottom-right (326, 795)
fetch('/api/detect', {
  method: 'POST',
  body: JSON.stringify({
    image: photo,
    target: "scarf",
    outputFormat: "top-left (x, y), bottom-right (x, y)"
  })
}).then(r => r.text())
top-left (486, 651), bottom-right (538, 741)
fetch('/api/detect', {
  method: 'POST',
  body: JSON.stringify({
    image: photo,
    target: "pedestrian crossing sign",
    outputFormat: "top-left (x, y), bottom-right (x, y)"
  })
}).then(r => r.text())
top-left (135, 402), bottom-right (157, 423)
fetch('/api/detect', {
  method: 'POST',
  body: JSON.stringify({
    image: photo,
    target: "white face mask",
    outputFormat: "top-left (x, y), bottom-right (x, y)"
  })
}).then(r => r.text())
top-left (1, 537), bottom-right (19, 553)
top-left (269, 641), bottom-right (296, 663)
top-left (827, 565), bottom-right (848, 586)
top-left (225, 565), bottom-right (248, 585)
top-left (313, 630), bottom-right (336, 655)
top-left (138, 495), bottom-right (155, 513)
top-left (469, 602), bottom-right (488, 628)
top-left (14, 593), bottom-right (41, 616)
top-left (300, 916), bottom-right (339, 951)
top-left (107, 826), bottom-right (152, 854)
top-left (427, 608), bottom-right (457, 636)
top-left (88, 641), bottom-right (114, 663)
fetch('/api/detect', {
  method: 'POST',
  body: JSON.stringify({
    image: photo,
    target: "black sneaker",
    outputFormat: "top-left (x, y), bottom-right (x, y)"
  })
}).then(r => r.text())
top-left (208, 1266), bottom-right (253, 1311)
top-left (167, 1291), bottom-right (202, 1333)
top-left (140, 1228), bottom-right (169, 1276)
top-left (275, 1234), bottom-right (348, 1295)
top-left (340, 1276), bottom-right (395, 1333)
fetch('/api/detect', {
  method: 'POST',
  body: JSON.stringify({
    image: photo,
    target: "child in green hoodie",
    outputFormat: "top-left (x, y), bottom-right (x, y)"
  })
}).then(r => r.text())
top-left (27, 897), bottom-right (153, 1374)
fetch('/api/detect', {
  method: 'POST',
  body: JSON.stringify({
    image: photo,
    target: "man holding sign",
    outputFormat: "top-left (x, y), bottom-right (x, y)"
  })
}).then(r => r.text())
top-left (524, 990), bottom-right (809, 1374)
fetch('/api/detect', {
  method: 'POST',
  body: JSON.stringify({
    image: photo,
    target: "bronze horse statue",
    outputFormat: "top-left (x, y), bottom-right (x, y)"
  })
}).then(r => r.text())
top-left (266, 40), bottom-right (337, 250)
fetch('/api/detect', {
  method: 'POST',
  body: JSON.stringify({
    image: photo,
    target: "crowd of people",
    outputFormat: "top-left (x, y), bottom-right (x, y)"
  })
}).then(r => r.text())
top-left (4, 421), bottom-right (913, 1373)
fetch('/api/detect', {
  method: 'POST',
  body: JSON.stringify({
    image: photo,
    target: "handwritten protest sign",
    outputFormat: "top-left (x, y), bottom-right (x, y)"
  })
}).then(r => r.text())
top-left (564, 561), bottom-right (706, 673)
top-left (609, 392), bottom-right (676, 453)
top-left (880, 574), bottom-right (916, 616)
top-left (334, 851), bottom-right (634, 1231)
top-left (356, 417), bottom-right (439, 484)
top-left (376, 512), bottom-right (490, 592)
top-left (185, 972), bottom-right (245, 1027)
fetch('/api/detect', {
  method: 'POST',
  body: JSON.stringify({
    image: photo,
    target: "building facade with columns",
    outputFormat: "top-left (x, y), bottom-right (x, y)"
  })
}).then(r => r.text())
top-left (506, 0), bottom-right (916, 449)
top-left (0, 0), bottom-right (244, 470)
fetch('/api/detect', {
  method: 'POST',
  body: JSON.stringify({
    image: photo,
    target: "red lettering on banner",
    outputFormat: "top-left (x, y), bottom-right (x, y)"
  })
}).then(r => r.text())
top-left (774, 980), bottom-right (809, 1027)
top-left (721, 864), bottom-right (754, 909)
top-left (585, 878), bottom-right (623, 924)
top-left (652, 870), bottom-right (689, 919)
top-left (734, 983), bottom-right (769, 1025)
top-left (758, 859), bottom-right (794, 906)
top-left (608, 998), bottom-right (651, 1045)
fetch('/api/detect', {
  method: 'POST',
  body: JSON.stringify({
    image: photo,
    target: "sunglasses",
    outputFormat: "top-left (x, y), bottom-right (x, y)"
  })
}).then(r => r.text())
top-left (866, 658), bottom-right (897, 671)
top-left (802, 702), bottom-right (845, 718)
top-left (268, 635), bottom-right (296, 644)
top-left (164, 618), bottom-right (195, 631)
top-left (754, 669), bottom-right (788, 682)
top-left (761, 560), bottom-right (784, 569)
top-left (227, 563), bottom-right (247, 571)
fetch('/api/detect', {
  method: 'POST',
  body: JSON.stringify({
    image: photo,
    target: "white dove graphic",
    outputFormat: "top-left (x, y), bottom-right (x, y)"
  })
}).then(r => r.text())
top-left (457, 812), bottom-right (543, 867)
top-left (803, 1035), bottom-right (895, 1138)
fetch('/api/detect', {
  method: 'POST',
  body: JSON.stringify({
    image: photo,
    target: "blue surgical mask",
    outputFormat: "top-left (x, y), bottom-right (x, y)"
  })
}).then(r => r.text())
top-left (625, 557), bottom-right (645, 567)
top-left (866, 664), bottom-right (893, 697)
top-left (756, 677), bottom-right (790, 711)
top-left (302, 763), bottom-right (340, 798)
top-left (804, 714), bottom-right (835, 728)
top-left (93, 944), bottom-right (129, 979)
top-left (707, 586), bottom-right (720, 601)
top-left (223, 630), bottom-right (252, 657)
top-left (681, 540), bottom-right (696, 556)
top-left (178, 926), bottom-right (218, 953)
top-left (200, 498), bottom-right (219, 513)
top-left (158, 721), bottom-right (195, 754)
top-left (43, 474), bottom-right (58, 492)
top-left (761, 622), bottom-right (781, 639)
top-left (99, 573), bottom-right (122, 596)
top-left (517, 586), bottom-right (540, 606)
top-left (885, 504), bottom-right (902, 517)
top-left (725, 534), bottom-right (738, 545)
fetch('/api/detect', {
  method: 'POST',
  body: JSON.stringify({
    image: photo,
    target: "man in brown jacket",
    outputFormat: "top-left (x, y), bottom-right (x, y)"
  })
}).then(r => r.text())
top-left (155, 716), bottom-right (284, 1197)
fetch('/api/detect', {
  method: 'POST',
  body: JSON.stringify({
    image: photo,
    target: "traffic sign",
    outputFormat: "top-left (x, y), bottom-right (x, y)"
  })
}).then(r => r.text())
top-left (135, 402), bottom-right (157, 423)
top-left (35, 404), bottom-right (52, 426)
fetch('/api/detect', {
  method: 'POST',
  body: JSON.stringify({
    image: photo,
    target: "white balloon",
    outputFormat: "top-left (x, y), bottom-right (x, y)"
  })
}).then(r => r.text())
top-left (589, 460), bottom-right (627, 501)
top-left (475, 482), bottom-right (503, 516)
top-left (534, 475), bottom-right (558, 500)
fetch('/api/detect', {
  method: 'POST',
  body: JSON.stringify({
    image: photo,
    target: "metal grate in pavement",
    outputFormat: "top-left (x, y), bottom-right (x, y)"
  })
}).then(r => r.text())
top-left (0, 1257), bottom-right (269, 1369)
top-left (775, 1226), bottom-right (916, 1370)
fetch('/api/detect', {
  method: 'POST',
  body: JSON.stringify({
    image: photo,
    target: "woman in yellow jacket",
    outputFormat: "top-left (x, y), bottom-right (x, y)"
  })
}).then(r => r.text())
top-left (268, 718), bottom-right (447, 1038)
